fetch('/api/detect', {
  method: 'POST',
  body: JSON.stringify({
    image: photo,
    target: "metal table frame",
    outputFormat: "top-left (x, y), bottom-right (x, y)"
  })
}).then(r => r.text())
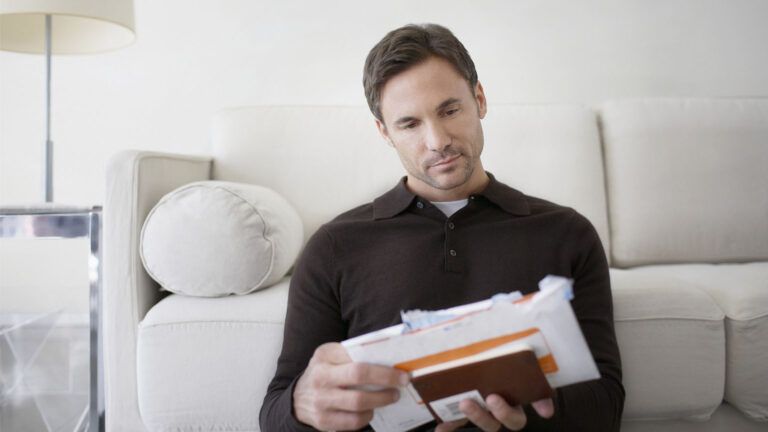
top-left (1, 205), bottom-right (103, 432)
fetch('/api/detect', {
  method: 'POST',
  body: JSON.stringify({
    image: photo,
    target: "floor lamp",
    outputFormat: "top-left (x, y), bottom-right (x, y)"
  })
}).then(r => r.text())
top-left (0, 0), bottom-right (136, 203)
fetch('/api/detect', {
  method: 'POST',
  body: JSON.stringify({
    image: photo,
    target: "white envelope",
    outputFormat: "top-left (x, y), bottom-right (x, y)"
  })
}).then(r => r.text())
top-left (341, 275), bottom-right (600, 432)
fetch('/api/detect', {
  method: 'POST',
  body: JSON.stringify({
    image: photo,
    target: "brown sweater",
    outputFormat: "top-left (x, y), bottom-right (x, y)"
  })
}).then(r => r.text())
top-left (260, 173), bottom-right (624, 431)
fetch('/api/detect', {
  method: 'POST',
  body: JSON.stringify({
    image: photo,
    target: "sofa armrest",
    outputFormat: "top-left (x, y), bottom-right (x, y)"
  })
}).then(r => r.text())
top-left (104, 150), bottom-right (212, 432)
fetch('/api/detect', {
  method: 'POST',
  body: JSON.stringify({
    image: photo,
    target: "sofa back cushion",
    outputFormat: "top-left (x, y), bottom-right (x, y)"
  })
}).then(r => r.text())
top-left (210, 105), bottom-right (610, 255)
top-left (601, 98), bottom-right (768, 267)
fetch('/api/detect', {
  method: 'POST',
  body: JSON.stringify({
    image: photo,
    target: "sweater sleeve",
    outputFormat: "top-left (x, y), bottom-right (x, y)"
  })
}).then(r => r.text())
top-left (259, 227), bottom-right (346, 431)
top-left (522, 212), bottom-right (625, 431)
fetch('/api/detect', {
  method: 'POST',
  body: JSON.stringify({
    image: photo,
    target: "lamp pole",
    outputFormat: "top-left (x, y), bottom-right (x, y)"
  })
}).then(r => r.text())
top-left (44, 14), bottom-right (53, 202)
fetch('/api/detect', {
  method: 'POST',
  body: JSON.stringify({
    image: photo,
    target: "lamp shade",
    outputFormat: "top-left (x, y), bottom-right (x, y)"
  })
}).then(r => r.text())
top-left (0, 0), bottom-right (135, 54)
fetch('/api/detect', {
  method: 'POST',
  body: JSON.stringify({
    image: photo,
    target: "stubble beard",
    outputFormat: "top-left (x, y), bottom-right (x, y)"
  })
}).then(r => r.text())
top-left (414, 154), bottom-right (475, 191)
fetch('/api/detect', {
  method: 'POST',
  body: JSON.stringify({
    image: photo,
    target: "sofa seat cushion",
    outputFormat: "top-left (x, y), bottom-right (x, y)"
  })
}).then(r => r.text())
top-left (136, 278), bottom-right (290, 431)
top-left (621, 402), bottom-right (768, 432)
top-left (622, 263), bottom-right (768, 422)
top-left (610, 269), bottom-right (725, 421)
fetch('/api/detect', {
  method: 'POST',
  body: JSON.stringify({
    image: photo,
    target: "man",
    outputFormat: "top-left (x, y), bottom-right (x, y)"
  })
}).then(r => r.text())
top-left (260, 23), bottom-right (624, 431)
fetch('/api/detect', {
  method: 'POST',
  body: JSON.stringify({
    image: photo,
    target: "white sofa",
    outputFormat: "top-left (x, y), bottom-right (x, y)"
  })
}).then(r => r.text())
top-left (104, 98), bottom-right (768, 432)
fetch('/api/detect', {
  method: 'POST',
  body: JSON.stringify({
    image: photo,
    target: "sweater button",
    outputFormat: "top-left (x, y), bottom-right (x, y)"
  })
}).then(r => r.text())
top-left (416, 201), bottom-right (424, 209)
top-left (448, 222), bottom-right (455, 230)
top-left (449, 249), bottom-right (457, 257)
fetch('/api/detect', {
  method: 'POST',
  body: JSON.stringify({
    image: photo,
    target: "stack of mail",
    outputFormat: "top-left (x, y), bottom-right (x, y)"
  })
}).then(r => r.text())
top-left (341, 275), bottom-right (600, 432)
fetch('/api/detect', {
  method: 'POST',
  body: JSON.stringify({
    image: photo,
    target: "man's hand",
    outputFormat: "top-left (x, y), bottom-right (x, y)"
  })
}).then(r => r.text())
top-left (435, 395), bottom-right (554, 432)
top-left (293, 342), bottom-right (409, 431)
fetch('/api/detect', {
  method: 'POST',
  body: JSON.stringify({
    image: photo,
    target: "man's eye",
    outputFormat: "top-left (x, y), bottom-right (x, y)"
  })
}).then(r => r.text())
top-left (444, 108), bottom-right (459, 116)
top-left (403, 123), bottom-right (417, 129)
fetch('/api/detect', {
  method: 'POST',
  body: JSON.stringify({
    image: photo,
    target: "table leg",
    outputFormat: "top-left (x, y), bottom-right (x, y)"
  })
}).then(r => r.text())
top-left (88, 209), bottom-right (103, 432)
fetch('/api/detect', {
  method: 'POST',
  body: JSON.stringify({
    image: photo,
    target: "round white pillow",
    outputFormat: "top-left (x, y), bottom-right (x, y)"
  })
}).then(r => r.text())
top-left (140, 181), bottom-right (303, 297)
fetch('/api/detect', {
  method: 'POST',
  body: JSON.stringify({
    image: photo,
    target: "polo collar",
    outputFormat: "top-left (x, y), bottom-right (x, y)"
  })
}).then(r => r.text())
top-left (372, 177), bottom-right (415, 220)
top-left (480, 172), bottom-right (531, 216)
top-left (372, 172), bottom-right (530, 220)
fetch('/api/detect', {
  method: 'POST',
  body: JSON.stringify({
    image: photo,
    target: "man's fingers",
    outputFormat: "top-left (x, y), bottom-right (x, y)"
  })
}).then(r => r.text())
top-left (531, 398), bottom-right (555, 419)
top-left (435, 418), bottom-right (469, 432)
top-left (459, 398), bottom-right (501, 432)
top-left (313, 342), bottom-right (352, 364)
top-left (331, 361), bottom-right (409, 388)
top-left (298, 344), bottom-right (406, 430)
top-left (323, 388), bottom-right (401, 412)
top-left (485, 394), bottom-right (527, 431)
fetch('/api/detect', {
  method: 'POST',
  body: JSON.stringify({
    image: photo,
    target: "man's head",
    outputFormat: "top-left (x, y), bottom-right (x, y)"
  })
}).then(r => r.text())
top-left (363, 24), bottom-right (478, 123)
top-left (363, 24), bottom-right (489, 201)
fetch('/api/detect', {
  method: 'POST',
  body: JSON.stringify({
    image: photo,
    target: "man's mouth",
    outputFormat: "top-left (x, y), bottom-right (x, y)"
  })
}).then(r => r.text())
top-left (430, 154), bottom-right (461, 168)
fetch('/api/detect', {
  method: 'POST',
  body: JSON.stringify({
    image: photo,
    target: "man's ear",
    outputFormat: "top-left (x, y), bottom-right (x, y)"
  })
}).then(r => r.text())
top-left (474, 81), bottom-right (488, 119)
top-left (375, 119), bottom-right (394, 147)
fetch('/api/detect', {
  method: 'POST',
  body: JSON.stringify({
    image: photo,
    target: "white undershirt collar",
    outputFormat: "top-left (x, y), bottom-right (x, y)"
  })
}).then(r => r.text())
top-left (430, 199), bottom-right (469, 218)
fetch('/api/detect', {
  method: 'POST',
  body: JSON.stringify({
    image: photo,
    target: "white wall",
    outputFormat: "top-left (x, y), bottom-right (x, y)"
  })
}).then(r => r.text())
top-left (2, 0), bottom-right (768, 312)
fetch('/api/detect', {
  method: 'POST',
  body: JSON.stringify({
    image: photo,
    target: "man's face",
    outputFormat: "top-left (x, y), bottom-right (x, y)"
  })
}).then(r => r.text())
top-left (376, 56), bottom-right (487, 200)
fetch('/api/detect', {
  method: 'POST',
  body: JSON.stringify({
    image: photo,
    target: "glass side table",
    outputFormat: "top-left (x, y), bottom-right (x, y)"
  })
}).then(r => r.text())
top-left (0, 205), bottom-right (103, 432)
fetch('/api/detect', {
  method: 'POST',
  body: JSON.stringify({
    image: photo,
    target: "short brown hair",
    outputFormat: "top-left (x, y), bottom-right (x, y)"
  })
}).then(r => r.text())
top-left (363, 23), bottom-right (478, 122)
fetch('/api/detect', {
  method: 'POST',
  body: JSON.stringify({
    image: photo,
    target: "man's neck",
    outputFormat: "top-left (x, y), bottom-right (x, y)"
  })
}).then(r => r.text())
top-left (406, 167), bottom-right (490, 202)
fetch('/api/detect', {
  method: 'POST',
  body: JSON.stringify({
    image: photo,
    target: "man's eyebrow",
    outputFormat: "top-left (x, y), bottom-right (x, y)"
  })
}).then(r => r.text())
top-left (394, 116), bottom-right (418, 126)
top-left (393, 98), bottom-right (463, 126)
top-left (436, 98), bottom-right (462, 112)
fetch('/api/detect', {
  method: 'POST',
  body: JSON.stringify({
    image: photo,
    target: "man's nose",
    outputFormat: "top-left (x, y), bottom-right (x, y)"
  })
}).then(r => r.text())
top-left (424, 121), bottom-right (451, 152)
